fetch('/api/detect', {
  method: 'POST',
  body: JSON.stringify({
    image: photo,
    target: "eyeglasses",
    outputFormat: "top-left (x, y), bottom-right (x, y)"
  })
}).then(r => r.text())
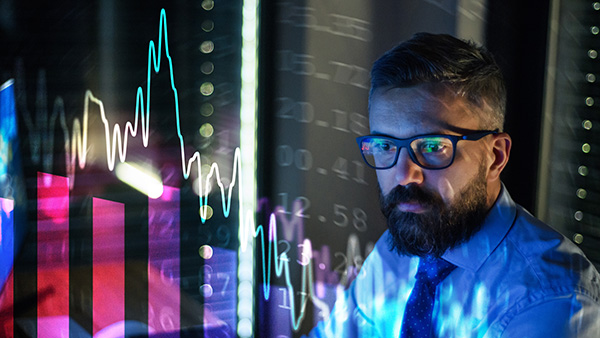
top-left (356, 130), bottom-right (498, 170)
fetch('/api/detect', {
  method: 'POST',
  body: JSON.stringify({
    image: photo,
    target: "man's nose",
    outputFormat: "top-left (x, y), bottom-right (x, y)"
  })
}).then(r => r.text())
top-left (393, 148), bottom-right (425, 186)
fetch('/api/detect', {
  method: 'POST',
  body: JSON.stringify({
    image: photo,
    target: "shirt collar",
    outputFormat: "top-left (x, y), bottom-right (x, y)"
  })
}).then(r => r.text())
top-left (442, 184), bottom-right (517, 272)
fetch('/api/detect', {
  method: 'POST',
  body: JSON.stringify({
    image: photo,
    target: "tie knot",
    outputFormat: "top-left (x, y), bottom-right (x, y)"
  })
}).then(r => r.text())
top-left (415, 256), bottom-right (456, 286)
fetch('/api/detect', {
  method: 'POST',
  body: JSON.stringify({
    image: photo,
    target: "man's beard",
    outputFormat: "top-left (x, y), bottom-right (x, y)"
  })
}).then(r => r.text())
top-left (380, 163), bottom-right (490, 258)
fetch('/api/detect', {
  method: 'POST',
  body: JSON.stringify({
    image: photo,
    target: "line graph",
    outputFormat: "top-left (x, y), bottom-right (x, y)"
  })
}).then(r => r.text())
top-left (13, 7), bottom-right (348, 332)
top-left (17, 65), bottom-right (75, 183)
top-left (252, 213), bottom-right (332, 330)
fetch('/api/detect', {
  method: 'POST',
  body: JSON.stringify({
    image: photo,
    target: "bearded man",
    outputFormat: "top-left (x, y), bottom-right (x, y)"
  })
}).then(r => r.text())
top-left (307, 33), bottom-right (600, 338)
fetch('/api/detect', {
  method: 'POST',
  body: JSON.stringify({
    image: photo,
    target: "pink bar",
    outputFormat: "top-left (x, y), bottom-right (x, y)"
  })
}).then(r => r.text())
top-left (92, 198), bottom-right (125, 336)
top-left (0, 272), bottom-right (13, 337)
top-left (148, 186), bottom-right (180, 335)
top-left (0, 198), bottom-right (14, 337)
top-left (37, 172), bottom-right (69, 337)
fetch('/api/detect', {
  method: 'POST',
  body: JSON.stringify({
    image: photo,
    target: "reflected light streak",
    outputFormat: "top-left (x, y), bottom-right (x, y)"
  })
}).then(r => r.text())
top-left (238, 0), bottom-right (259, 335)
top-left (115, 162), bottom-right (163, 199)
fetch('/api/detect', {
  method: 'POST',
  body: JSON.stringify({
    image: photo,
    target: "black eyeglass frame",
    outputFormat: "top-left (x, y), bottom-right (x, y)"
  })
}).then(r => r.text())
top-left (356, 129), bottom-right (499, 170)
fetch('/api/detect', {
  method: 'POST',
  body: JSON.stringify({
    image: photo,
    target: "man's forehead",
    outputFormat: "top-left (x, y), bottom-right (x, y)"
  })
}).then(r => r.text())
top-left (368, 85), bottom-right (479, 135)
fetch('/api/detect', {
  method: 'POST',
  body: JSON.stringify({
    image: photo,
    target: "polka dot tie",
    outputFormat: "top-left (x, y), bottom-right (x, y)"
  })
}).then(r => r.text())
top-left (400, 256), bottom-right (457, 338)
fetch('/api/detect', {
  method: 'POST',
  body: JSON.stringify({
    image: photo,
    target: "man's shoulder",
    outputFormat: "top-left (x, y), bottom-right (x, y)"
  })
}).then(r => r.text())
top-left (489, 204), bottom-right (600, 302)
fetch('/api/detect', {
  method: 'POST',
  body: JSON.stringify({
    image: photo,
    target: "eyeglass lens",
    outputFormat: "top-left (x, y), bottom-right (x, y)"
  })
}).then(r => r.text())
top-left (360, 136), bottom-right (455, 169)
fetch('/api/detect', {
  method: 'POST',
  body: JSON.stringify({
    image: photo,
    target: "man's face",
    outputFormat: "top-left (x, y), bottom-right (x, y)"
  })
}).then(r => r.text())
top-left (369, 85), bottom-right (495, 257)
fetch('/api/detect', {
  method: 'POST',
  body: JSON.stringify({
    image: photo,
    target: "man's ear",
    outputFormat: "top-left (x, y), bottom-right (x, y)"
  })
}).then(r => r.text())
top-left (487, 133), bottom-right (512, 182)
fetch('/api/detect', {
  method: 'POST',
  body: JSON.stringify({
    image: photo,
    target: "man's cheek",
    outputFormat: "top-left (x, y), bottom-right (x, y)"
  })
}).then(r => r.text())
top-left (437, 176), bottom-right (460, 205)
top-left (376, 175), bottom-right (394, 196)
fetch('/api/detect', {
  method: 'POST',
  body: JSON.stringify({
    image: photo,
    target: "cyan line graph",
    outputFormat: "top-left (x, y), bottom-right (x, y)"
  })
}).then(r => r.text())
top-left (16, 8), bottom-right (337, 331)
top-left (17, 65), bottom-right (74, 181)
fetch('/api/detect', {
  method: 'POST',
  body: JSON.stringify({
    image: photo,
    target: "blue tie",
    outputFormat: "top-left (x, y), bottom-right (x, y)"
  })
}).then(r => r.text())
top-left (400, 256), bottom-right (457, 338)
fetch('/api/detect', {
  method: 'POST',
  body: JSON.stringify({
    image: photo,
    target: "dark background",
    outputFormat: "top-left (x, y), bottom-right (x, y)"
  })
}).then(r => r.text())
top-left (3, 0), bottom-right (598, 337)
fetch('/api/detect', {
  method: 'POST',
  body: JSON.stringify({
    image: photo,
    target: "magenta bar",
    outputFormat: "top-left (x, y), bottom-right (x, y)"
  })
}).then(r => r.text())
top-left (37, 172), bottom-right (69, 338)
top-left (148, 186), bottom-right (180, 335)
top-left (0, 198), bottom-right (14, 337)
top-left (92, 198), bottom-right (125, 336)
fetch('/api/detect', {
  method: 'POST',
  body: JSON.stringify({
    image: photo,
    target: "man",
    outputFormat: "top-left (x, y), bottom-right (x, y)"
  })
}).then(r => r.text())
top-left (307, 33), bottom-right (600, 337)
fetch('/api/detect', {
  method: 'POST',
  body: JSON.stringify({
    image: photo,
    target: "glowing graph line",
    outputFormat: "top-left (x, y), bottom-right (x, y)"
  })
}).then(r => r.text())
top-left (17, 66), bottom-right (81, 186)
top-left (249, 213), bottom-right (332, 330)
top-left (92, 8), bottom-right (239, 222)
top-left (20, 8), bottom-right (237, 221)
top-left (19, 8), bottom-right (338, 331)
top-left (90, 8), bottom-right (327, 330)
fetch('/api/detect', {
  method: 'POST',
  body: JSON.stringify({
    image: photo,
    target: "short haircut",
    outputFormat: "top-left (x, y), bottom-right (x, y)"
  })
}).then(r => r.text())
top-left (370, 32), bottom-right (506, 130)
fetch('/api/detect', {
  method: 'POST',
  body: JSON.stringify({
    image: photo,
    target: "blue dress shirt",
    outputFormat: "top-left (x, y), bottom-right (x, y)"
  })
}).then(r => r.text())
top-left (307, 187), bottom-right (600, 337)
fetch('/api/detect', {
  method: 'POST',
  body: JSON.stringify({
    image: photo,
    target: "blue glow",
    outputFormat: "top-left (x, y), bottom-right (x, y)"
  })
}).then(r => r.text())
top-left (0, 79), bottom-right (16, 178)
top-left (0, 80), bottom-right (17, 291)
top-left (0, 198), bottom-right (14, 291)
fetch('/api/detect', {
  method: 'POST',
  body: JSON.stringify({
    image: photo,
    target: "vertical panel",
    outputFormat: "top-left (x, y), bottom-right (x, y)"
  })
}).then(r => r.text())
top-left (37, 172), bottom-right (69, 337)
top-left (148, 186), bottom-right (180, 335)
top-left (538, 0), bottom-right (600, 268)
top-left (0, 198), bottom-right (14, 337)
top-left (92, 198), bottom-right (125, 335)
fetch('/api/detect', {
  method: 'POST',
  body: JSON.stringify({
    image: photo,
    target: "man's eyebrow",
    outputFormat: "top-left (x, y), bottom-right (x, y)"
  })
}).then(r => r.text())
top-left (437, 122), bottom-right (477, 134)
top-left (369, 126), bottom-right (455, 136)
top-left (386, 122), bottom-right (480, 135)
top-left (368, 130), bottom-right (449, 139)
top-left (369, 130), bottom-right (388, 136)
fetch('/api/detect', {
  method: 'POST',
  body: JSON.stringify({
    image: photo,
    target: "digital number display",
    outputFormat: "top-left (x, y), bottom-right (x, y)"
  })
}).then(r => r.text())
top-left (0, 0), bottom-right (463, 337)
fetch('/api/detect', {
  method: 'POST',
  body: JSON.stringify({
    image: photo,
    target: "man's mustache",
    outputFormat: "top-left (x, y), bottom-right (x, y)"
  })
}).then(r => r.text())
top-left (382, 184), bottom-right (439, 209)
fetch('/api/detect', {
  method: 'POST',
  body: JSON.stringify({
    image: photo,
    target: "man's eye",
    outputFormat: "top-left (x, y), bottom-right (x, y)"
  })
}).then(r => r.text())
top-left (419, 139), bottom-right (451, 154)
top-left (375, 141), bottom-right (394, 152)
top-left (421, 142), bottom-right (444, 153)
